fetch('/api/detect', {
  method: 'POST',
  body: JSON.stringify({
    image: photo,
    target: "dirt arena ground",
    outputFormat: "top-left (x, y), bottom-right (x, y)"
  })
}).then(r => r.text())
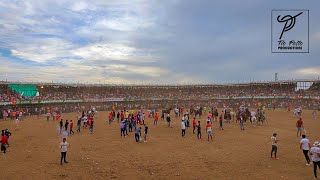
top-left (0, 109), bottom-right (319, 180)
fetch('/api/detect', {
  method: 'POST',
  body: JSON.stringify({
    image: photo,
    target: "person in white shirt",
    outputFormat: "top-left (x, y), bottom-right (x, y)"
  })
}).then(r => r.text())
top-left (19, 112), bottom-right (23, 121)
top-left (310, 141), bottom-right (320, 179)
top-left (271, 133), bottom-right (279, 159)
top-left (3, 110), bottom-right (8, 120)
top-left (300, 135), bottom-right (311, 166)
top-left (251, 111), bottom-right (257, 126)
top-left (181, 120), bottom-right (186, 137)
top-left (83, 116), bottom-right (88, 128)
top-left (46, 112), bottom-right (50, 121)
top-left (15, 117), bottom-right (20, 125)
top-left (174, 108), bottom-right (179, 117)
top-left (59, 138), bottom-right (69, 165)
top-left (52, 111), bottom-right (57, 121)
top-left (251, 111), bottom-right (256, 117)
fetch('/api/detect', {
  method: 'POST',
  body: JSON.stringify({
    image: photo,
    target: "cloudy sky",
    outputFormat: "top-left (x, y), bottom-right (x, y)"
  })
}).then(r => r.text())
top-left (0, 0), bottom-right (319, 84)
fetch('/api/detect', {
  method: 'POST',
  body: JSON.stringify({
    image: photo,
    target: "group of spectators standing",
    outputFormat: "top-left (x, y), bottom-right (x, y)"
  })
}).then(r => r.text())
top-left (1, 82), bottom-right (320, 102)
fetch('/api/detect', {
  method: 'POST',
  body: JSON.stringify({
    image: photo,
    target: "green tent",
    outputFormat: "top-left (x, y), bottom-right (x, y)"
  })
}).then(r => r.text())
top-left (9, 84), bottom-right (38, 97)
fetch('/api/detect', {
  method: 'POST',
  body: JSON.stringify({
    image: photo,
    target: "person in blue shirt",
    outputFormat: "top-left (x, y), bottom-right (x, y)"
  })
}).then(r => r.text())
top-left (135, 127), bottom-right (141, 142)
top-left (132, 119), bottom-right (136, 130)
top-left (77, 118), bottom-right (81, 133)
top-left (120, 121), bottom-right (126, 137)
top-left (137, 113), bottom-right (141, 124)
top-left (124, 119), bottom-right (128, 135)
top-left (129, 119), bottom-right (133, 132)
top-left (89, 120), bottom-right (94, 134)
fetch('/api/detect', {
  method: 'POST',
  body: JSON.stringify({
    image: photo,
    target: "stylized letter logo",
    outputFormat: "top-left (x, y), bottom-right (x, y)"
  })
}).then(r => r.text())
top-left (277, 12), bottom-right (303, 39)
top-left (278, 40), bottom-right (286, 46)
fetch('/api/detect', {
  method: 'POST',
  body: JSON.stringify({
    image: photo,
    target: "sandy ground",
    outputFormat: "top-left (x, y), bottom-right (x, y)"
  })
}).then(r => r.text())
top-left (0, 109), bottom-right (319, 180)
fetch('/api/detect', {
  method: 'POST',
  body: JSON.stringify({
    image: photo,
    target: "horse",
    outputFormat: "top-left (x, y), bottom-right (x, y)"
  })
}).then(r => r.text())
top-left (174, 108), bottom-right (179, 117)
top-left (236, 111), bottom-right (246, 123)
top-left (190, 108), bottom-right (195, 116)
top-left (213, 109), bottom-right (218, 121)
top-left (257, 112), bottom-right (266, 124)
top-left (196, 107), bottom-right (203, 118)
top-left (190, 107), bottom-right (203, 118)
top-left (236, 112), bottom-right (240, 123)
top-left (230, 111), bottom-right (236, 121)
top-left (162, 108), bottom-right (172, 115)
top-left (251, 115), bottom-right (257, 127)
top-left (243, 108), bottom-right (251, 123)
top-left (224, 108), bottom-right (231, 120)
top-left (293, 108), bottom-right (302, 118)
top-left (236, 110), bottom-right (250, 123)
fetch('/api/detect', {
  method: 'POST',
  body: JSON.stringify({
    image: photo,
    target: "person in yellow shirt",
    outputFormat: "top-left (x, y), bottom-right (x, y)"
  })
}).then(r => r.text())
top-left (125, 111), bottom-right (129, 119)
top-left (262, 106), bottom-right (266, 114)
top-left (258, 102), bottom-right (262, 108)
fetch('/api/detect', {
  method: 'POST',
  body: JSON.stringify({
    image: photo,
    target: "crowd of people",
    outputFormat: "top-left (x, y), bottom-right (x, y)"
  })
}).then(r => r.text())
top-left (110, 105), bottom-right (320, 178)
top-left (1, 82), bottom-right (320, 178)
top-left (1, 82), bottom-right (320, 102)
top-left (1, 97), bottom-right (320, 178)
top-left (0, 96), bottom-right (319, 121)
top-left (0, 82), bottom-right (319, 120)
top-left (0, 85), bottom-right (22, 102)
top-left (57, 108), bottom-right (96, 165)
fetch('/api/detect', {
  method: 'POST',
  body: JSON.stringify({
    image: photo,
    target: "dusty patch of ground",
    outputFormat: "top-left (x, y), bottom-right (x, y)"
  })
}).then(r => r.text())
top-left (0, 109), bottom-right (319, 180)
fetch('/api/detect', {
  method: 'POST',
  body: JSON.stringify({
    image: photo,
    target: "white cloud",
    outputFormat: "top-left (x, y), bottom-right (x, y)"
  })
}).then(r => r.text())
top-left (296, 67), bottom-right (320, 76)
top-left (106, 64), bottom-right (167, 77)
top-left (94, 16), bottom-right (154, 32)
top-left (0, 57), bottom-right (167, 84)
top-left (72, 43), bottom-right (158, 62)
top-left (10, 38), bottom-right (75, 63)
top-left (9, 37), bottom-right (160, 64)
top-left (71, 1), bottom-right (89, 12)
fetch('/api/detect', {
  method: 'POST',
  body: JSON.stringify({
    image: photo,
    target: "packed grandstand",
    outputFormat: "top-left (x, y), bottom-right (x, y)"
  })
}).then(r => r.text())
top-left (0, 80), bottom-right (319, 117)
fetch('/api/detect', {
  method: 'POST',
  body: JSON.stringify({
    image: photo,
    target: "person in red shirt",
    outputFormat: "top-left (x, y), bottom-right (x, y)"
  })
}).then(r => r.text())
top-left (134, 114), bottom-right (138, 123)
top-left (192, 117), bottom-right (196, 134)
top-left (108, 112), bottom-right (113, 125)
top-left (87, 118), bottom-right (91, 127)
top-left (1, 135), bottom-right (9, 154)
top-left (69, 120), bottom-right (74, 135)
top-left (154, 112), bottom-right (159, 125)
top-left (120, 111), bottom-right (124, 122)
top-left (206, 121), bottom-right (213, 141)
top-left (296, 118), bottom-right (304, 137)
top-left (11, 111), bottom-right (16, 120)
